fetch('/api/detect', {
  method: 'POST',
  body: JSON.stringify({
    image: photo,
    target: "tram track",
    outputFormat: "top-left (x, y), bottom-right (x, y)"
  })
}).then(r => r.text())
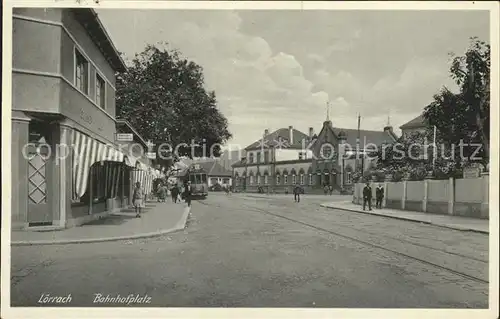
top-left (196, 199), bottom-right (488, 285)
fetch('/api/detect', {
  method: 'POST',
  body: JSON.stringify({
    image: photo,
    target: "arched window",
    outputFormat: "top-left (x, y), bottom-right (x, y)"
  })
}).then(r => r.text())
top-left (308, 174), bottom-right (313, 185)
top-left (282, 169), bottom-right (289, 185)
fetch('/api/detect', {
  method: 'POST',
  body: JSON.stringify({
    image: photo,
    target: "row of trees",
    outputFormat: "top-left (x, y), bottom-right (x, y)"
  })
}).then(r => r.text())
top-left (116, 43), bottom-right (232, 172)
top-left (362, 37), bottom-right (490, 182)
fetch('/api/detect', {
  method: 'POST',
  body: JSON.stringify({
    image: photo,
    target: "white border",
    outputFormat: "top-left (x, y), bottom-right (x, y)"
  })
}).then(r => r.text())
top-left (2, 1), bottom-right (500, 319)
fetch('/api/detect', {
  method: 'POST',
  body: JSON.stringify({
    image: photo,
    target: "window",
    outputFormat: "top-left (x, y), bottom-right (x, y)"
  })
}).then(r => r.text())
top-left (249, 153), bottom-right (254, 164)
top-left (264, 151), bottom-right (269, 163)
top-left (276, 175), bottom-right (280, 185)
top-left (346, 172), bottom-right (352, 184)
top-left (95, 73), bottom-right (106, 108)
top-left (201, 174), bottom-right (207, 183)
top-left (75, 49), bottom-right (89, 94)
top-left (249, 176), bottom-right (254, 185)
top-left (300, 174), bottom-right (305, 185)
top-left (292, 175), bottom-right (297, 184)
top-left (264, 175), bottom-right (268, 185)
top-left (256, 152), bottom-right (261, 163)
top-left (298, 152), bottom-right (303, 160)
top-left (284, 175), bottom-right (288, 184)
top-left (308, 174), bottom-right (313, 185)
top-left (223, 178), bottom-right (230, 184)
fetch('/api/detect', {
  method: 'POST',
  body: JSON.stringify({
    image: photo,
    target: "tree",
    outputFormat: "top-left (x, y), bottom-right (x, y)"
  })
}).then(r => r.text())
top-left (116, 44), bottom-right (232, 170)
top-left (423, 37), bottom-right (490, 168)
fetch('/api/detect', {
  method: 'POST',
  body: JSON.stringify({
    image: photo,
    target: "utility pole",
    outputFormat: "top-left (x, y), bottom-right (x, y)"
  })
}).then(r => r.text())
top-left (356, 113), bottom-right (361, 175)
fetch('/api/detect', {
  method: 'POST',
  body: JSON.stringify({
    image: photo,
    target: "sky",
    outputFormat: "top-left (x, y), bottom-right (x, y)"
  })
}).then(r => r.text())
top-left (96, 9), bottom-right (489, 148)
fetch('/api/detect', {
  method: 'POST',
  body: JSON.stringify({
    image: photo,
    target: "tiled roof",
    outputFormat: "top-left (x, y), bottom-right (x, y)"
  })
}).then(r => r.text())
top-left (331, 128), bottom-right (396, 147)
top-left (400, 114), bottom-right (426, 129)
top-left (245, 128), bottom-right (311, 150)
top-left (209, 162), bottom-right (232, 177)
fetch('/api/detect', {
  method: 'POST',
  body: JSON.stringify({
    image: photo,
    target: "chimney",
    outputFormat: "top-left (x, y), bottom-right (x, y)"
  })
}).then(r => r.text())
top-left (308, 127), bottom-right (314, 138)
top-left (289, 126), bottom-right (293, 144)
top-left (264, 128), bottom-right (269, 136)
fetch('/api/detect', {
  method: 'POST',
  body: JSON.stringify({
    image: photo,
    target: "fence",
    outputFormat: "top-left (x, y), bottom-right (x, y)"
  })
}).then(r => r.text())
top-left (352, 173), bottom-right (489, 219)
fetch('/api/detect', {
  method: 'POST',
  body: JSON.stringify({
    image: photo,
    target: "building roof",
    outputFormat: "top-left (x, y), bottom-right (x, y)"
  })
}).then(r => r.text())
top-left (399, 114), bottom-right (426, 130)
top-left (245, 127), bottom-right (311, 151)
top-left (115, 119), bottom-right (148, 147)
top-left (331, 127), bottom-right (396, 147)
top-left (186, 159), bottom-right (233, 177)
top-left (71, 9), bottom-right (127, 73)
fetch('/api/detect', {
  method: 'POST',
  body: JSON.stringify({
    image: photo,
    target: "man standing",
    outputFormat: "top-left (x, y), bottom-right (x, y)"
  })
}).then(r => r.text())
top-left (184, 181), bottom-right (193, 207)
top-left (293, 183), bottom-right (301, 203)
top-left (362, 182), bottom-right (372, 211)
top-left (375, 183), bottom-right (384, 209)
top-left (132, 182), bottom-right (145, 218)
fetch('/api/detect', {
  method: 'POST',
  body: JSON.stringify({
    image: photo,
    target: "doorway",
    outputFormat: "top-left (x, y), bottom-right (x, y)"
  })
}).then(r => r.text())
top-left (27, 122), bottom-right (53, 226)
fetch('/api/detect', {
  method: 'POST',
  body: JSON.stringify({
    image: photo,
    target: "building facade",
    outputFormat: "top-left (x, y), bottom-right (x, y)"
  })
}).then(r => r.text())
top-left (232, 122), bottom-right (398, 194)
top-left (400, 114), bottom-right (427, 137)
top-left (11, 8), bottom-right (159, 230)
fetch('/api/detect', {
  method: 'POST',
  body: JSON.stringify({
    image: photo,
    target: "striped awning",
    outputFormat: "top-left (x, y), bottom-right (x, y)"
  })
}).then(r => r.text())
top-left (72, 130), bottom-right (126, 198)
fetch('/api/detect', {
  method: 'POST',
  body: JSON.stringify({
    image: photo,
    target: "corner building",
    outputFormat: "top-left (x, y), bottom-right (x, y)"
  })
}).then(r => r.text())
top-left (11, 8), bottom-right (159, 230)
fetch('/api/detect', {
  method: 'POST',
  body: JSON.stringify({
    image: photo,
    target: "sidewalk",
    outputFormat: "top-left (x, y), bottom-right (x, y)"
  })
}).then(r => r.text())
top-left (11, 200), bottom-right (191, 246)
top-left (320, 201), bottom-right (489, 234)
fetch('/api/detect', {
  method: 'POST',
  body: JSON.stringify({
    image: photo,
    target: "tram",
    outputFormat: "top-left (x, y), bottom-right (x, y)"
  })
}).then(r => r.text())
top-left (180, 164), bottom-right (208, 198)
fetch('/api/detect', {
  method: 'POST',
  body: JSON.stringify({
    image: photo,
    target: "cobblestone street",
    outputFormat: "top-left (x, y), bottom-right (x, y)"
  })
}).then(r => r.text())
top-left (10, 193), bottom-right (488, 308)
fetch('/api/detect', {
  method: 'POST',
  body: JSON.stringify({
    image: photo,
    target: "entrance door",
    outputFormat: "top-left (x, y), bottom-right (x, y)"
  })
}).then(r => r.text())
top-left (27, 125), bottom-right (53, 226)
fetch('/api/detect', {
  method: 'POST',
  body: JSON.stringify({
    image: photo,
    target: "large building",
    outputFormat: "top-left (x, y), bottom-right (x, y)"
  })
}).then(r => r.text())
top-left (232, 120), bottom-right (398, 194)
top-left (11, 8), bottom-right (160, 230)
top-left (400, 114), bottom-right (427, 137)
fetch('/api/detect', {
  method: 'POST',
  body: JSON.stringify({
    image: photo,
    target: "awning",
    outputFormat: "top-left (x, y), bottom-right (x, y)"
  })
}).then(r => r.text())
top-left (72, 130), bottom-right (126, 198)
top-left (124, 154), bottom-right (138, 167)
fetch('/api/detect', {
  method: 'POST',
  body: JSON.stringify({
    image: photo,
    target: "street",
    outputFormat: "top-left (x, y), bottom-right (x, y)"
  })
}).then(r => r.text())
top-left (11, 193), bottom-right (488, 308)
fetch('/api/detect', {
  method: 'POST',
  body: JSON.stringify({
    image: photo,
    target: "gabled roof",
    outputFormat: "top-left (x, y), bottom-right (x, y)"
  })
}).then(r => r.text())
top-left (245, 127), bottom-right (312, 150)
top-left (72, 9), bottom-right (127, 72)
top-left (332, 128), bottom-right (396, 147)
top-left (209, 162), bottom-right (232, 177)
top-left (400, 114), bottom-right (426, 130)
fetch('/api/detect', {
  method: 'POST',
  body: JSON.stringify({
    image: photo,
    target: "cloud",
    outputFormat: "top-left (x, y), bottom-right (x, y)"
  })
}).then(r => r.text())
top-left (97, 9), bottom-right (489, 147)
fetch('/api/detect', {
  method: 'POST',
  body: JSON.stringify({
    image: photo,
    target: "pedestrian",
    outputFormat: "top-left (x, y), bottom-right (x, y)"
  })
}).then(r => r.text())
top-left (184, 181), bottom-right (193, 207)
top-left (132, 182), bottom-right (145, 218)
top-left (157, 183), bottom-right (167, 203)
top-left (376, 183), bottom-right (384, 209)
top-left (293, 183), bottom-right (301, 203)
top-left (329, 184), bottom-right (333, 195)
top-left (178, 184), bottom-right (184, 203)
top-left (362, 182), bottom-right (372, 211)
top-left (170, 184), bottom-right (178, 203)
top-left (323, 184), bottom-right (328, 195)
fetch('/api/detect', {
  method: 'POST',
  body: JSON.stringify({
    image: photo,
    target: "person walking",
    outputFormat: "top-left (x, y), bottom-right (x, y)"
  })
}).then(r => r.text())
top-left (184, 181), bottom-right (193, 207)
top-left (375, 183), bottom-right (384, 209)
top-left (157, 183), bottom-right (167, 203)
top-left (329, 184), bottom-right (333, 196)
top-left (293, 183), bottom-right (301, 203)
top-left (362, 182), bottom-right (373, 211)
top-left (171, 184), bottom-right (178, 203)
top-left (132, 182), bottom-right (145, 218)
top-left (323, 184), bottom-right (328, 195)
